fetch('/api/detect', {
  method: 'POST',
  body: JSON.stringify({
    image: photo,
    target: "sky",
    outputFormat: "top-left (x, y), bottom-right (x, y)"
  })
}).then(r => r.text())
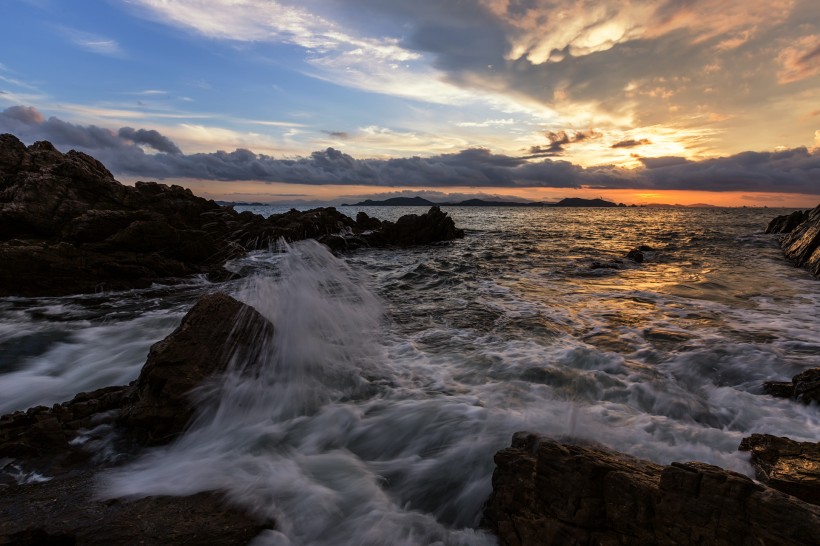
top-left (0, 0), bottom-right (819, 206)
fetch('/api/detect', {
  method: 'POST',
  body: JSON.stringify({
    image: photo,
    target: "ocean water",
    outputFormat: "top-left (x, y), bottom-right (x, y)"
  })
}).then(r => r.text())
top-left (2, 206), bottom-right (820, 545)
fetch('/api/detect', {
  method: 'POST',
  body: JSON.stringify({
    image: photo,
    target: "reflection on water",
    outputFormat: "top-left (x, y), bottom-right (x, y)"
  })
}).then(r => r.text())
top-left (2, 206), bottom-right (819, 545)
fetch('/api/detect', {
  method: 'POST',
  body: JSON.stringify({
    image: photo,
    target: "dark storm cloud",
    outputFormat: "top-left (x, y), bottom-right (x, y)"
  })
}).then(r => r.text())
top-left (525, 130), bottom-right (602, 158)
top-left (0, 106), bottom-right (183, 155)
top-left (118, 127), bottom-right (182, 154)
top-left (321, 130), bottom-right (350, 139)
top-left (3, 106), bottom-right (820, 194)
top-left (612, 138), bottom-right (651, 149)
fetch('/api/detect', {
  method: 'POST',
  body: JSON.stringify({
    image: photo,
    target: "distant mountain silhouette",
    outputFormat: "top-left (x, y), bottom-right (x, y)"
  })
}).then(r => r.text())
top-left (549, 198), bottom-right (619, 207)
top-left (342, 196), bottom-right (437, 206)
top-left (344, 196), bottom-right (627, 207)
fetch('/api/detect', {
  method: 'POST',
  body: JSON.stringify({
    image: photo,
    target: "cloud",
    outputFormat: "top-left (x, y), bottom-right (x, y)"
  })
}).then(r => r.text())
top-left (611, 138), bottom-right (651, 149)
top-left (118, 127), bottom-right (182, 154)
top-left (56, 26), bottom-right (124, 56)
top-left (526, 130), bottom-right (602, 157)
top-left (322, 130), bottom-right (350, 139)
top-left (3, 106), bottom-right (820, 195)
top-left (777, 35), bottom-right (820, 83)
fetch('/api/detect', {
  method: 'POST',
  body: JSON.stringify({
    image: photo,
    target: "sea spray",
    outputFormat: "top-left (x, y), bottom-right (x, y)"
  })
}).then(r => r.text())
top-left (98, 240), bottom-right (496, 545)
top-left (83, 209), bottom-right (820, 545)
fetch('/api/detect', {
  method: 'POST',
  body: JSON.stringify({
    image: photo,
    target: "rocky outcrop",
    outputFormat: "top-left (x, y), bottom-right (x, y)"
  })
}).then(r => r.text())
top-left (119, 292), bottom-right (274, 445)
top-left (0, 134), bottom-right (465, 296)
top-left (763, 367), bottom-right (820, 405)
top-left (739, 434), bottom-right (820, 506)
top-left (483, 432), bottom-right (820, 546)
top-left (767, 205), bottom-right (820, 277)
top-left (0, 473), bottom-right (270, 545)
top-left (0, 292), bottom-right (275, 544)
top-left (0, 293), bottom-right (272, 472)
top-left (375, 206), bottom-right (465, 246)
top-left (766, 209), bottom-right (810, 234)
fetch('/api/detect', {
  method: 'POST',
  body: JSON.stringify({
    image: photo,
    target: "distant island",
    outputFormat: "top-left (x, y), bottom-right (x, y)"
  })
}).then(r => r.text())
top-left (341, 196), bottom-right (628, 207)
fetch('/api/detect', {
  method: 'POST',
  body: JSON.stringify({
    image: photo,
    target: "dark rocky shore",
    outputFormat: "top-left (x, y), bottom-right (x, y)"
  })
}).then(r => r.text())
top-left (1, 140), bottom-right (819, 544)
top-left (766, 204), bottom-right (820, 276)
top-left (0, 134), bottom-right (463, 297)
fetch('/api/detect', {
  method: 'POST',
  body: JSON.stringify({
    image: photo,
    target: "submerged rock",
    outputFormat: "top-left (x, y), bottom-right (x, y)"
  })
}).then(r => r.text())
top-left (739, 434), bottom-right (820, 506)
top-left (767, 205), bottom-right (820, 277)
top-left (483, 432), bottom-right (820, 546)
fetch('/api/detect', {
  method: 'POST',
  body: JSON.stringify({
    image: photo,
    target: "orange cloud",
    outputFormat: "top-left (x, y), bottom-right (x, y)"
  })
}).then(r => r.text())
top-left (777, 35), bottom-right (820, 84)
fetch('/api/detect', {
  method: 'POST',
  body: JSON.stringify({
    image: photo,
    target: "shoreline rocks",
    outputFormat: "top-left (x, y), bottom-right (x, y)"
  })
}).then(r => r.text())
top-left (766, 205), bottom-right (820, 276)
top-left (763, 367), bottom-right (820, 405)
top-left (483, 432), bottom-right (820, 546)
top-left (739, 434), bottom-right (820, 506)
top-left (0, 134), bottom-right (464, 297)
top-left (0, 293), bottom-right (275, 544)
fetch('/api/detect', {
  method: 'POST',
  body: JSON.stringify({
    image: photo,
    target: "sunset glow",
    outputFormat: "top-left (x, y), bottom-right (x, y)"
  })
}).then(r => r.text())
top-left (1, 0), bottom-right (818, 206)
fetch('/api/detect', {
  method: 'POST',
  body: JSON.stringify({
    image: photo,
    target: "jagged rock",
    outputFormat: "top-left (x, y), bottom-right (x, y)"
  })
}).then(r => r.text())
top-left (739, 434), bottom-right (820, 506)
top-left (0, 472), bottom-right (271, 545)
top-left (119, 292), bottom-right (274, 445)
top-left (0, 293), bottom-right (272, 473)
top-left (767, 204), bottom-right (820, 277)
top-left (370, 206), bottom-right (464, 247)
top-left (766, 209), bottom-right (809, 234)
top-left (483, 432), bottom-right (820, 546)
top-left (763, 367), bottom-right (820, 404)
top-left (0, 293), bottom-right (275, 544)
top-left (0, 135), bottom-right (466, 296)
top-left (356, 211), bottom-right (382, 230)
top-left (626, 249), bottom-right (644, 263)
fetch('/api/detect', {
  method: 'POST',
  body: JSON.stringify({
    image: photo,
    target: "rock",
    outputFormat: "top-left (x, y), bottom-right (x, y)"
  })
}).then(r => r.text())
top-left (1, 293), bottom-right (272, 474)
top-left (626, 249), bottom-right (644, 263)
top-left (767, 204), bottom-right (820, 277)
top-left (0, 134), bottom-right (466, 296)
top-left (0, 472), bottom-right (271, 545)
top-left (119, 292), bottom-right (274, 445)
top-left (369, 206), bottom-right (465, 246)
top-left (739, 434), bottom-right (820, 506)
top-left (356, 211), bottom-right (382, 230)
top-left (763, 367), bottom-right (820, 404)
top-left (766, 209), bottom-right (809, 234)
top-left (0, 293), bottom-right (276, 544)
top-left (483, 432), bottom-right (820, 546)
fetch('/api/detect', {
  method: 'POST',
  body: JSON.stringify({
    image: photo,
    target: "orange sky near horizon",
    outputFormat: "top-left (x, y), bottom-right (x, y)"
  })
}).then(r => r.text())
top-left (146, 178), bottom-right (819, 208)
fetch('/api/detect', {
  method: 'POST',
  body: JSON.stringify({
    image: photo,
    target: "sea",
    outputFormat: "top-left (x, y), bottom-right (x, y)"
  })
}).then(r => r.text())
top-left (1, 206), bottom-right (819, 545)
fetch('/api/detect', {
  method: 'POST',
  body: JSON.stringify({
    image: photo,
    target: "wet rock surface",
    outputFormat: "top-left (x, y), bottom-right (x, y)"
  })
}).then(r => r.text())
top-left (0, 134), bottom-right (464, 296)
top-left (0, 472), bottom-right (270, 546)
top-left (763, 367), bottom-right (820, 405)
top-left (0, 293), bottom-right (275, 544)
top-left (739, 434), bottom-right (820, 506)
top-left (483, 432), bottom-right (820, 546)
top-left (767, 205), bottom-right (820, 277)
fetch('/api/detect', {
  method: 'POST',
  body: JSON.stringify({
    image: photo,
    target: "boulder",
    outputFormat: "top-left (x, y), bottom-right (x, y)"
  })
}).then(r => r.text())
top-left (739, 434), bottom-right (820, 506)
top-left (763, 367), bottom-right (820, 404)
top-left (767, 205), bottom-right (820, 277)
top-left (483, 432), bottom-right (820, 546)
top-left (369, 206), bottom-right (465, 246)
top-left (766, 209), bottom-right (809, 234)
top-left (119, 292), bottom-right (274, 445)
top-left (0, 293), bottom-right (273, 472)
top-left (0, 293), bottom-right (276, 544)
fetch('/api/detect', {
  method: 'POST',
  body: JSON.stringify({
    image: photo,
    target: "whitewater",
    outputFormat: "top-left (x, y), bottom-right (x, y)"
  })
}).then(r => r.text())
top-left (1, 206), bottom-right (819, 545)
